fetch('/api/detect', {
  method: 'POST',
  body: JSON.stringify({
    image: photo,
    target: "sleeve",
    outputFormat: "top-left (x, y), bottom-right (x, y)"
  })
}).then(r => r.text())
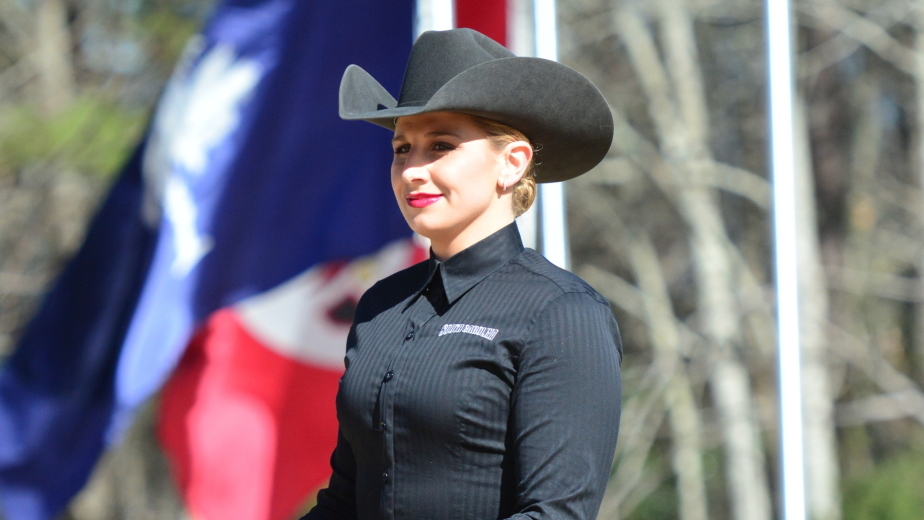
top-left (301, 316), bottom-right (364, 520)
top-left (505, 291), bottom-right (623, 520)
top-left (299, 429), bottom-right (358, 520)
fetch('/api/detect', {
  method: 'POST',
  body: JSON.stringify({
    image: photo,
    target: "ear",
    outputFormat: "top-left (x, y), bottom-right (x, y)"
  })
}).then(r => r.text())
top-left (497, 141), bottom-right (533, 192)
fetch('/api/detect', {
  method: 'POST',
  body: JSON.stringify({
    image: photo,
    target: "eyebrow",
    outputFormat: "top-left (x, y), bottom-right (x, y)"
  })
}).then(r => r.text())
top-left (392, 129), bottom-right (464, 143)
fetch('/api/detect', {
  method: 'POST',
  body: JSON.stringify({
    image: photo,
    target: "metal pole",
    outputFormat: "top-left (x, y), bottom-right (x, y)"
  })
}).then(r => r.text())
top-left (509, 0), bottom-right (538, 250)
top-left (533, 0), bottom-right (569, 270)
top-left (767, 0), bottom-right (807, 517)
top-left (415, 0), bottom-right (454, 37)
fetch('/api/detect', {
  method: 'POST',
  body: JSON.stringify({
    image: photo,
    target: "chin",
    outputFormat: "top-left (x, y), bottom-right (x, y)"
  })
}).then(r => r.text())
top-left (404, 216), bottom-right (452, 243)
top-left (406, 223), bottom-right (441, 242)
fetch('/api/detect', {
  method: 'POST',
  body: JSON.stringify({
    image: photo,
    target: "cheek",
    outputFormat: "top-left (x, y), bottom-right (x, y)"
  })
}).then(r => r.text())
top-left (390, 166), bottom-right (402, 194)
top-left (390, 174), bottom-right (409, 216)
top-left (473, 160), bottom-right (502, 194)
top-left (454, 180), bottom-right (495, 212)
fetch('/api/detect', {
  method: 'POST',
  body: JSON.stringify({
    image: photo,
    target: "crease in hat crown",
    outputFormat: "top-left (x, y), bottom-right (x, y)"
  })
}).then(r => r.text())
top-left (339, 28), bottom-right (614, 183)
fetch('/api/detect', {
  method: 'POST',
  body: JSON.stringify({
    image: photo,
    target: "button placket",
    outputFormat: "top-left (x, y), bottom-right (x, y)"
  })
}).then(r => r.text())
top-left (374, 370), bottom-right (395, 432)
top-left (373, 377), bottom-right (387, 432)
top-left (381, 307), bottom-right (437, 518)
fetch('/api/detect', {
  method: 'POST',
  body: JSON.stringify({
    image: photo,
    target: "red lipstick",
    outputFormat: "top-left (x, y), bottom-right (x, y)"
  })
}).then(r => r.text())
top-left (406, 193), bottom-right (442, 208)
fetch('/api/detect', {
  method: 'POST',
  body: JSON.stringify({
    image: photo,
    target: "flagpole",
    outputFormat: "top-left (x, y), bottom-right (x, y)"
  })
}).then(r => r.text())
top-left (533, 0), bottom-right (569, 270)
top-left (416, 0), bottom-right (454, 36)
top-left (508, 0), bottom-right (538, 251)
top-left (767, 0), bottom-right (807, 518)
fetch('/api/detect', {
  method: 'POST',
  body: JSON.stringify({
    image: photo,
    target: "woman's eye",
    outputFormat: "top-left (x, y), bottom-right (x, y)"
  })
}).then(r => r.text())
top-left (432, 142), bottom-right (455, 152)
top-left (394, 144), bottom-right (410, 155)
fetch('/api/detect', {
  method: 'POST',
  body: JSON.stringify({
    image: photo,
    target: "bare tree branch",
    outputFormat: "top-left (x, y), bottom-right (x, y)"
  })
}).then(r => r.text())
top-left (800, 0), bottom-right (921, 76)
top-left (798, 0), bottom-right (918, 78)
top-left (827, 264), bottom-right (924, 302)
top-left (836, 389), bottom-right (924, 426)
top-left (829, 324), bottom-right (924, 427)
top-left (628, 229), bottom-right (709, 520)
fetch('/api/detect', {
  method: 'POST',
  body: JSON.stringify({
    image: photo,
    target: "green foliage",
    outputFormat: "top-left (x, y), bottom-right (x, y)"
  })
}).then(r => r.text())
top-left (0, 1), bottom-right (206, 180)
top-left (0, 96), bottom-right (147, 178)
top-left (139, 6), bottom-right (204, 63)
top-left (627, 484), bottom-right (679, 520)
top-left (842, 451), bottom-right (924, 520)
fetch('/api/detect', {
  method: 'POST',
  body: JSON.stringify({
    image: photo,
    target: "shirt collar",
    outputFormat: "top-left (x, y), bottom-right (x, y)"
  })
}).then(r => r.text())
top-left (423, 222), bottom-right (524, 304)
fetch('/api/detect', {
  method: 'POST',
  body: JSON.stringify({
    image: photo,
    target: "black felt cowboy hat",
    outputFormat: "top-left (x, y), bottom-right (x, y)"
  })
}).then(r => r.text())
top-left (339, 28), bottom-right (613, 183)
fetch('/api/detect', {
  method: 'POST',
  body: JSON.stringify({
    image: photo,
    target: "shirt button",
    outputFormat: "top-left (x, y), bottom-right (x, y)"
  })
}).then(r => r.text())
top-left (378, 420), bottom-right (387, 430)
top-left (382, 471), bottom-right (389, 482)
top-left (383, 371), bottom-right (393, 382)
top-left (405, 330), bottom-right (415, 340)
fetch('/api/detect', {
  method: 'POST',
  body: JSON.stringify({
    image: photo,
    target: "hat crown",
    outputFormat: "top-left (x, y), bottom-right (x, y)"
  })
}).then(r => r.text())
top-left (339, 28), bottom-right (614, 183)
top-left (397, 29), bottom-right (514, 107)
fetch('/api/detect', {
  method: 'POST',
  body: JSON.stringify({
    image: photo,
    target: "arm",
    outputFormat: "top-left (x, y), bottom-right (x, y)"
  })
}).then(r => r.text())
top-left (299, 429), bottom-right (357, 520)
top-left (506, 292), bottom-right (623, 520)
top-left (302, 295), bottom-right (374, 520)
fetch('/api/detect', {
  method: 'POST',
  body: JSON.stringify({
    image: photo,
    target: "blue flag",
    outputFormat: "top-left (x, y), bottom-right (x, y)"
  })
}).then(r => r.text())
top-left (0, 1), bottom-right (414, 518)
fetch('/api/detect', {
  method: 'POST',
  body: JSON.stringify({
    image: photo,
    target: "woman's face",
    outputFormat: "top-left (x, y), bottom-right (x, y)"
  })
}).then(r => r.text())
top-left (391, 111), bottom-right (524, 258)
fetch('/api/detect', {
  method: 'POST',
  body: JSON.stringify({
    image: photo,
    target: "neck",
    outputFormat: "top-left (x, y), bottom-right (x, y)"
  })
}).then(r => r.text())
top-left (429, 217), bottom-right (515, 261)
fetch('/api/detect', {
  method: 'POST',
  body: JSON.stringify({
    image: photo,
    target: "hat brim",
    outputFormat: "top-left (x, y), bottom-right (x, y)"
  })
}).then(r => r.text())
top-left (339, 58), bottom-right (613, 183)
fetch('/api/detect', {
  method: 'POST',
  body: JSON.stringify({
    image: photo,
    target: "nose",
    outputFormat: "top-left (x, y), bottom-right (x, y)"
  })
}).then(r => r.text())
top-left (396, 150), bottom-right (431, 184)
top-left (400, 164), bottom-right (428, 184)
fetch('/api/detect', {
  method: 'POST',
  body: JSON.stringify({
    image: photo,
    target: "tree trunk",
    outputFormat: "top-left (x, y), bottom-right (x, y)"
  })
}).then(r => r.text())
top-left (32, 0), bottom-right (76, 113)
top-left (613, 2), bottom-right (774, 518)
top-left (629, 231), bottom-right (709, 520)
top-left (912, 9), bottom-right (924, 389)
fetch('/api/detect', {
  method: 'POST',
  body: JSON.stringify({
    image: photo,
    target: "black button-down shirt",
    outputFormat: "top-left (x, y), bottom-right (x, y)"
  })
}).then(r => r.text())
top-left (303, 223), bottom-right (622, 520)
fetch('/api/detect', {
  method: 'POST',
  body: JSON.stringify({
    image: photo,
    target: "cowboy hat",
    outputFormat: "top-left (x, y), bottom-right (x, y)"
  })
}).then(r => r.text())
top-left (339, 28), bottom-right (613, 183)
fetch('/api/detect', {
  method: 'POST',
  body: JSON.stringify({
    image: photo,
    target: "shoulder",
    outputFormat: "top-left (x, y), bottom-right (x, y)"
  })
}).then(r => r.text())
top-left (507, 250), bottom-right (622, 361)
top-left (509, 248), bottom-right (610, 307)
top-left (369, 257), bottom-right (431, 290)
top-left (354, 260), bottom-right (430, 321)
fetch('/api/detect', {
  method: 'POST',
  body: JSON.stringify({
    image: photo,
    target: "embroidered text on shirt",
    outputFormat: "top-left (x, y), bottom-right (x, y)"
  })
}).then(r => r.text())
top-left (438, 323), bottom-right (499, 341)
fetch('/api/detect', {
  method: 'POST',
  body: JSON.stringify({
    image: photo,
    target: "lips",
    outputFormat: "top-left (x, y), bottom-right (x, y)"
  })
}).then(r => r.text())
top-left (406, 193), bottom-right (442, 208)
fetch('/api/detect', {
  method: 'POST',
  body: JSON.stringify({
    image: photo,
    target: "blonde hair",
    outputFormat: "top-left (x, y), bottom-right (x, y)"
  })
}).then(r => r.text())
top-left (468, 115), bottom-right (538, 217)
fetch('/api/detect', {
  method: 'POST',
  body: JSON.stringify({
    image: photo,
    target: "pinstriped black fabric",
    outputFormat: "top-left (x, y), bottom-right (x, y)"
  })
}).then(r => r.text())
top-left (302, 223), bottom-right (622, 520)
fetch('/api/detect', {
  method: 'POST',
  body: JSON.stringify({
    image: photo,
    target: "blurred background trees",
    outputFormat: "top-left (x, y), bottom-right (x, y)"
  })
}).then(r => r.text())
top-left (2, 0), bottom-right (924, 519)
top-left (0, 0), bottom-right (205, 358)
top-left (563, 0), bottom-right (924, 518)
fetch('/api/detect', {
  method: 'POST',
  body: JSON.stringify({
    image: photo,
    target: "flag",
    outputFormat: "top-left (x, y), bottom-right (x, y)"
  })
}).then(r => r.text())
top-left (0, 0), bottom-right (417, 519)
top-left (455, 0), bottom-right (507, 45)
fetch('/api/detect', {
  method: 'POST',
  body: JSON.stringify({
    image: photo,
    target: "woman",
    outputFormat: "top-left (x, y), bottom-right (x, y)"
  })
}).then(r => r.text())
top-left (303, 28), bottom-right (621, 520)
